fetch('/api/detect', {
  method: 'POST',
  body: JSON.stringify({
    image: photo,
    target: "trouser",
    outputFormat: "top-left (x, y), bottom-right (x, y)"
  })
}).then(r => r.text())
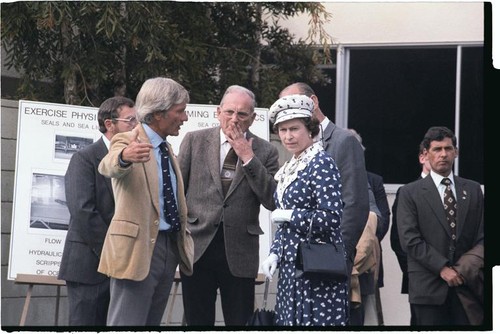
top-left (181, 226), bottom-right (255, 326)
top-left (66, 279), bottom-right (110, 326)
top-left (106, 231), bottom-right (178, 326)
top-left (412, 288), bottom-right (469, 326)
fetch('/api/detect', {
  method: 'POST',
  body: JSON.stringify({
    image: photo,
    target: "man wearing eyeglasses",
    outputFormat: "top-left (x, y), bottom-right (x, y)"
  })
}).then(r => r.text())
top-left (59, 96), bottom-right (136, 326)
top-left (177, 85), bottom-right (279, 326)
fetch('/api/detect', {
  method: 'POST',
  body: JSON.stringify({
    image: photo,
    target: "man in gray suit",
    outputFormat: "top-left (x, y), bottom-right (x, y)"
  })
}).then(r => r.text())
top-left (279, 83), bottom-right (369, 278)
top-left (178, 85), bottom-right (279, 326)
top-left (397, 126), bottom-right (484, 326)
top-left (58, 96), bottom-right (136, 325)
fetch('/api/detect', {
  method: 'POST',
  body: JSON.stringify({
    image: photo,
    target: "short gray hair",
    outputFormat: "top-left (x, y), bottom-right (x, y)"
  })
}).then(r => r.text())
top-left (220, 85), bottom-right (256, 111)
top-left (136, 77), bottom-right (190, 124)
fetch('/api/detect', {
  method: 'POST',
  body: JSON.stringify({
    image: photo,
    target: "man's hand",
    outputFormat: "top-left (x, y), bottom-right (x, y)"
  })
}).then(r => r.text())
top-left (440, 266), bottom-right (465, 287)
top-left (121, 127), bottom-right (153, 163)
top-left (225, 123), bottom-right (254, 163)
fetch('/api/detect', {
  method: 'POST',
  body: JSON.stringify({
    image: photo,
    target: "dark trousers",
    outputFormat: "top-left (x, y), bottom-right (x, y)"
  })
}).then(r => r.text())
top-left (181, 226), bottom-right (255, 326)
top-left (413, 288), bottom-right (469, 326)
top-left (66, 279), bottom-right (110, 326)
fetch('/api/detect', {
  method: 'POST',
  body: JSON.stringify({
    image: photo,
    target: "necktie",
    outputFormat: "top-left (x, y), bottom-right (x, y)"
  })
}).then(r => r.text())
top-left (221, 147), bottom-right (238, 196)
top-left (441, 178), bottom-right (457, 241)
top-left (159, 143), bottom-right (180, 232)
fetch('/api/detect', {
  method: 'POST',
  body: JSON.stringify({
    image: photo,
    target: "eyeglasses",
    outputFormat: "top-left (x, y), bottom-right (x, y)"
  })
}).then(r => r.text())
top-left (113, 116), bottom-right (137, 124)
top-left (221, 109), bottom-right (253, 120)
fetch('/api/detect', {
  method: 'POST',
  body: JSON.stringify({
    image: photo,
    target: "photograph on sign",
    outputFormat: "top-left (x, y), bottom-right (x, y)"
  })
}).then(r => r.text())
top-left (54, 134), bottom-right (94, 160)
top-left (30, 172), bottom-right (70, 231)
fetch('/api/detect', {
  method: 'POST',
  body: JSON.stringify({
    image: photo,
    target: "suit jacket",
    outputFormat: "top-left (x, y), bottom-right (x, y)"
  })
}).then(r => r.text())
top-left (397, 174), bottom-right (484, 305)
top-left (367, 172), bottom-right (390, 241)
top-left (390, 187), bottom-right (408, 293)
top-left (177, 127), bottom-right (279, 278)
top-left (59, 138), bottom-right (113, 284)
top-left (390, 175), bottom-right (423, 294)
top-left (98, 124), bottom-right (194, 281)
top-left (322, 122), bottom-right (369, 264)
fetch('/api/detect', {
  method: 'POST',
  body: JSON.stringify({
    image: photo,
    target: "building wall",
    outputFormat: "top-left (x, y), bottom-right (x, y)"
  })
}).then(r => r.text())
top-left (279, 2), bottom-right (483, 44)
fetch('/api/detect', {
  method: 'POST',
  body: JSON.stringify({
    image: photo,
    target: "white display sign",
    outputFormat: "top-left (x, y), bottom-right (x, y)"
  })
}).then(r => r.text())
top-left (8, 100), bottom-right (272, 280)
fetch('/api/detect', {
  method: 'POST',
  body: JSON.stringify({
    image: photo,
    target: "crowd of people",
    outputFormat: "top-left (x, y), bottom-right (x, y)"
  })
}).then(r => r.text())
top-left (59, 77), bottom-right (484, 328)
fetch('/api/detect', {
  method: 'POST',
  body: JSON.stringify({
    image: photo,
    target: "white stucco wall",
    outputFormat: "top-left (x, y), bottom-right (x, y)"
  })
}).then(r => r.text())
top-left (278, 1), bottom-right (484, 45)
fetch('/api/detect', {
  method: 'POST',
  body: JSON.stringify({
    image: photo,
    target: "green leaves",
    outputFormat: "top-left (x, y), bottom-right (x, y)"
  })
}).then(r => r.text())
top-left (1, 2), bottom-right (333, 107)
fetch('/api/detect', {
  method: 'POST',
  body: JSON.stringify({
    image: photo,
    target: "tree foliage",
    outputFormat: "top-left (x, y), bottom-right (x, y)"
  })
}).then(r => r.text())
top-left (1, 1), bottom-right (335, 108)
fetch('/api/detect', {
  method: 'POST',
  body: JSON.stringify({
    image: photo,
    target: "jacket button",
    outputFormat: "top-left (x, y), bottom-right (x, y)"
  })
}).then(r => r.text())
top-left (154, 220), bottom-right (159, 225)
top-left (151, 238), bottom-right (156, 243)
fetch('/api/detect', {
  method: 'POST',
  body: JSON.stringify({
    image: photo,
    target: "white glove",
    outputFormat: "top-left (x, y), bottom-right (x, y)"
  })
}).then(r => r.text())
top-left (271, 209), bottom-right (293, 225)
top-left (261, 253), bottom-right (279, 281)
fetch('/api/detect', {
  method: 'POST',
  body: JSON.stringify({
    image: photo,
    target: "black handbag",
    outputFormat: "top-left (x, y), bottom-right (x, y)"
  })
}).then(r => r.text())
top-left (296, 221), bottom-right (348, 281)
top-left (246, 278), bottom-right (276, 326)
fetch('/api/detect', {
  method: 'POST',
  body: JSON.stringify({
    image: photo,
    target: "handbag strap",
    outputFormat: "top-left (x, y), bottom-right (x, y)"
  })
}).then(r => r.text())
top-left (306, 220), bottom-right (314, 241)
top-left (305, 219), bottom-right (337, 250)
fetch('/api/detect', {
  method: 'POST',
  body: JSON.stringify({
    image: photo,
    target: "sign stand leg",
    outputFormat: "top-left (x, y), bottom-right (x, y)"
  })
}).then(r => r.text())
top-left (19, 284), bottom-right (33, 326)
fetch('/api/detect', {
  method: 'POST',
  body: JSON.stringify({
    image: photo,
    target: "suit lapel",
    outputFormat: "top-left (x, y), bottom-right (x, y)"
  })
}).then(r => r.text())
top-left (322, 122), bottom-right (335, 152)
top-left (138, 125), bottom-right (161, 216)
top-left (207, 128), bottom-right (225, 197)
top-left (95, 138), bottom-right (113, 196)
top-left (455, 176), bottom-right (470, 238)
top-left (421, 175), bottom-right (452, 237)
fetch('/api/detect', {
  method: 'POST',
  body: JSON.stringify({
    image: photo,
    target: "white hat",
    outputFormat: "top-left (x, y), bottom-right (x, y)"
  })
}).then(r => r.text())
top-left (269, 94), bottom-right (314, 126)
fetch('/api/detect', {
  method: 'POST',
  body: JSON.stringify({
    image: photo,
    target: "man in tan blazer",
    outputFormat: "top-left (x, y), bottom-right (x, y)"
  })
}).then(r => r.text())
top-left (98, 77), bottom-right (194, 326)
top-left (178, 85), bottom-right (279, 326)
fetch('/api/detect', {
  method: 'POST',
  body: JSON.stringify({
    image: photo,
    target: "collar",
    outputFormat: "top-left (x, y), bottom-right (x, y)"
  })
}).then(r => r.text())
top-left (320, 117), bottom-right (330, 130)
top-left (430, 170), bottom-right (455, 188)
top-left (102, 135), bottom-right (111, 150)
top-left (143, 123), bottom-right (167, 148)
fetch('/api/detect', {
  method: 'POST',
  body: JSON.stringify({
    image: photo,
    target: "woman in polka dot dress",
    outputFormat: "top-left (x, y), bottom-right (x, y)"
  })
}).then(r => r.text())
top-left (262, 94), bottom-right (348, 326)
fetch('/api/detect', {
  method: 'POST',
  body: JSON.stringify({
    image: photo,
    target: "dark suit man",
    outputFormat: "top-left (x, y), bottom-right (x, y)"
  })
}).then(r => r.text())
top-left (178, 85), bottom-right (279, 326)
top-left (397, 126), bottom-right (483, 326)
top-left (58, 96), bottom-right (136, 325)
top-left (98, 78), bottom-right (194, 326)
top-left (390, 145), bottom-right (430, 325)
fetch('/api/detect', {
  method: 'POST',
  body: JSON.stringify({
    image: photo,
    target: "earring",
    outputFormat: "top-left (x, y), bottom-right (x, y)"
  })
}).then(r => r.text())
top-left (309, 133), bottom-right (312, 138)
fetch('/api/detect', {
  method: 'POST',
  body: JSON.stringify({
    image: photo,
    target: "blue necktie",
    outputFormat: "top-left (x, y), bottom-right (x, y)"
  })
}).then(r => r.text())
top-left (159, 142), bottom-right (180, 232)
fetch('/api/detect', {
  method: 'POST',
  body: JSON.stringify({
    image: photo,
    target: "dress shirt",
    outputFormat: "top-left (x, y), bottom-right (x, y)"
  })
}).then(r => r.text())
top-left (314, 117), bottom-right (330, 145)
top-left (143, 124), bottom-right (178, 231)
top-left (102, 135), bottom-right (111, 150)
